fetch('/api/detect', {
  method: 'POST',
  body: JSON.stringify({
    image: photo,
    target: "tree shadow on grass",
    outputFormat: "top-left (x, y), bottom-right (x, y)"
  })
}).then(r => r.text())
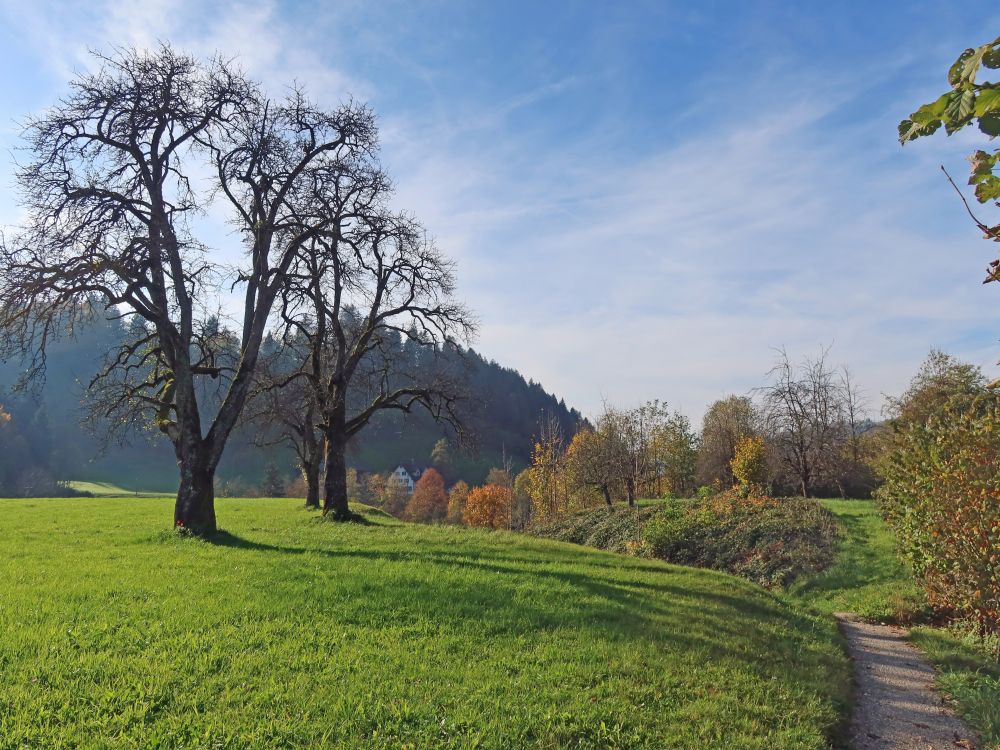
top-left (197, 529), bottom-right (824, 648)
top-left (160, 525), bottom-right (851, 731)
top-left (202, 529), bottom-right (300, 553)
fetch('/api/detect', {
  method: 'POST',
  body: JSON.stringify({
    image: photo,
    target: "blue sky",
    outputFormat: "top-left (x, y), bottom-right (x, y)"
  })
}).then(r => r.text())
top-left (1, 1), bottom-right (999, 421)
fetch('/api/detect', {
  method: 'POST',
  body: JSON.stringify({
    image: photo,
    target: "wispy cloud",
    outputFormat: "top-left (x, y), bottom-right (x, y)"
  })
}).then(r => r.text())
top-left (1, 1), bottom-right (997, 423)
top-left (384, 59), bottom-right (1000, 420)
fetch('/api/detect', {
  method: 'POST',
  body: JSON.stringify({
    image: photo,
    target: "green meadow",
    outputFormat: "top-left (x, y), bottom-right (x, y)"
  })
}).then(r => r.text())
top-left (2, 495), bottom-right (997, 749)
top-left (0, 495), bottom-right (848, 749)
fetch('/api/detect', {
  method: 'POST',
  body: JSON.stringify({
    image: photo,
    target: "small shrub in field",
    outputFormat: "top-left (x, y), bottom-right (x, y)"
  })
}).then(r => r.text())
top-left (463, 484), bottom-right (513, 529)
top-left (877, 391), bottom-right (1000, 638)
top-left (403, 468), bottom-right (448, 523)
top-left (643, 489), bottom-right (839, 588)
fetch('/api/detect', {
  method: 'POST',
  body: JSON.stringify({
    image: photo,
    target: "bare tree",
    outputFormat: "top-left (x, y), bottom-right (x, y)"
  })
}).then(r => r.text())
top-left (528, 412), bottom-right (569, 520)
top-left (244, 338), bottom-right (323, 508)
top-left (274, 179), bottom-right (476, 518)
top-left (829, 366), bottom-right (875, 497)
top-left (607, 403), bottom-right (656, 507)
top-left (758, 348), bottom-right (862, 497)
top-left (0, 46), bottom-right (378, 532)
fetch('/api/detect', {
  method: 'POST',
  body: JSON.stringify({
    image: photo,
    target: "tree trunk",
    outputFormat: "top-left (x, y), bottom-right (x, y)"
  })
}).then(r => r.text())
top-left (170, 371), bottom-right (217, 534)
top-left (303, 459), bottom-right (321, 509)
top-left (602, 485), bottom-right (612, 506)
top-left (322, 404), bottom-right (350, 520)
top-left (626, 479), bottom-right (636, 507)
top-left (174, 454), bottom-right (217, 534)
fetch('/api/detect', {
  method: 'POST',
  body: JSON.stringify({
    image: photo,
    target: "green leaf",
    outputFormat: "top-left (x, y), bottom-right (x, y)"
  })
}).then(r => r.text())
top-left (961, 46), bottom-right (988, 84)
top-left (950, 48), bottom-right (978, 87)
top-left (912, 93), bottom-right (951, 123)
top-left (983, 46), bottom-right (1000, 69)
top-left (898, 118), bottom-right (941, 143)
top-left (974, 89), bottom-right (1000, 116)
top-left (968, 150), bottom-right (998, 183)
top-left (973, 178), bottom-right (1000, 203)
top-left (979, 112), bottom-right (1000, 138)
top-left (945, 88), bottom-right (976, 123)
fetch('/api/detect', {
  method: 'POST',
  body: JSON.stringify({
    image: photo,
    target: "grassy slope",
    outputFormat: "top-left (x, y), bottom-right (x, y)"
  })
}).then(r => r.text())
top-left (786, 500), bottom-right (925, 621)
top-left (788, 500), bottom-right (999, 749)
top-left (0, 496), bottom-right (849, 750)
top-left (66, 480), bottom-right (161, 497)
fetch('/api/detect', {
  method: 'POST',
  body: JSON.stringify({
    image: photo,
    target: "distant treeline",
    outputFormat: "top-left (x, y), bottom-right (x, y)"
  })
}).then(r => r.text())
top-left (0, 311), bottom-right (581, 495)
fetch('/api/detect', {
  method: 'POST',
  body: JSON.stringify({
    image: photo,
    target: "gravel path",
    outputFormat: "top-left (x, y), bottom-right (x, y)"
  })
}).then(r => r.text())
top-left (835, 613), bottom-right (978, 750)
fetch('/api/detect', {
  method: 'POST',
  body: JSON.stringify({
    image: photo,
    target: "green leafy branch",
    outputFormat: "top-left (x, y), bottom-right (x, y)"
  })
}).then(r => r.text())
top-left (900, 35), bottom-right (1000, 275)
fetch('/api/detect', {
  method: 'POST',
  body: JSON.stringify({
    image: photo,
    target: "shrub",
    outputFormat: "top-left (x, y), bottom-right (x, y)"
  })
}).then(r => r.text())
top-left (730, 435), bottom-right (768, 494)
top-left (695, 485), bottom-right (715, 501)
top-left (530, 504), bottom-right (662, 554)
top-left (643, 489), bottom-right (839, 588)
top-left (877, 391), bottom-right (1000, 638)
top-left (463, 484), bottom-right (513, 529)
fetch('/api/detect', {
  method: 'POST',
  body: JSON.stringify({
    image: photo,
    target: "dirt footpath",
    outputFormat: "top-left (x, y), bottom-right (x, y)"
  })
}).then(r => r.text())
top-left (835, 613), bottom-right (978, 750)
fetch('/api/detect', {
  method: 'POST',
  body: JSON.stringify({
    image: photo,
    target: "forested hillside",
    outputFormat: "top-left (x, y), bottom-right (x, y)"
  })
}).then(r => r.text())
top-left (0, 312), bottom-right (581, 494)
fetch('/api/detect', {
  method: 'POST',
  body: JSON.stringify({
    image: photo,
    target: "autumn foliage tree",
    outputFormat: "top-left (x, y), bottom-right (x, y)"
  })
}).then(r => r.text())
top-left (647, 409), bottom-right (698, 497)
top-left (566, 428), bottom-right (617, 505)
top-left (403, 468), bottom-right (448, 523)
top-left (463, 484), bottom-right (513, 529)
top-left (697, 396), bottom-right (757, 488)
top-left (730, 435), bottom-right (768, 495)
top-left (524, 415), bottom-right (569, 523)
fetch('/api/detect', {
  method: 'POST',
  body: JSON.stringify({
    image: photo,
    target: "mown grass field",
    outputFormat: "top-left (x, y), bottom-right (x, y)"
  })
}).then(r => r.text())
top-left (0, 496), bottom-right (850, 749)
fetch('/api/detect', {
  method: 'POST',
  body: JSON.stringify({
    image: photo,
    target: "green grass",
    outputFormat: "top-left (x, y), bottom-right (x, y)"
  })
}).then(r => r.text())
top-left (0, 496), bottom-right (850, 749)
top-left (910, 626), bottom-right (1000, 748)
top-left (786, 499), bottom-right (925, 622)
top-left (787, 499), bottom-right (999, 749)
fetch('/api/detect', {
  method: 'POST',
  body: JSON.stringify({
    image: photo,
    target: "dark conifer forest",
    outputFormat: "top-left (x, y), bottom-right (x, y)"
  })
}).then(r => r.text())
top-left (0, 310), bottom-right (581, 494)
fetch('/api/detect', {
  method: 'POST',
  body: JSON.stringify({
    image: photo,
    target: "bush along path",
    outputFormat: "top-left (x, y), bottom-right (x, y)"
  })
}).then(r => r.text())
top-left (835, 614), bottom-right (978, 749)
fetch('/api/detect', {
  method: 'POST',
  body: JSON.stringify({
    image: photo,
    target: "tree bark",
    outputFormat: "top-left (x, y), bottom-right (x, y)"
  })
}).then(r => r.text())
top-left (303, 458), bottom-right (321, 509)
top-left (170, 363), bottom-right (219, 534)
top-left (322, 403), bottom-right (350, 520)
top-left (602, 485), bottom-right (612, 506)
top-left (174, 454), bottom-right (217, 533)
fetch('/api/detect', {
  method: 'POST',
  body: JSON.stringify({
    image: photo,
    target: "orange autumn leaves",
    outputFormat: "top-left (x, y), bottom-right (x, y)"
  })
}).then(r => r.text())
top-left (402, 468), bottom-right (448, 523)
top-left (402, 470), bottom-right (514, 530)
top-left (462, 484), bottom-right (514, 529)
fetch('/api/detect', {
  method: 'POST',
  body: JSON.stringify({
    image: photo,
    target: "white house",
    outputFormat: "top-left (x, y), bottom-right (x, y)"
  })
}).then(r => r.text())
top-left (389, 464), bottom-right (424, 495)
